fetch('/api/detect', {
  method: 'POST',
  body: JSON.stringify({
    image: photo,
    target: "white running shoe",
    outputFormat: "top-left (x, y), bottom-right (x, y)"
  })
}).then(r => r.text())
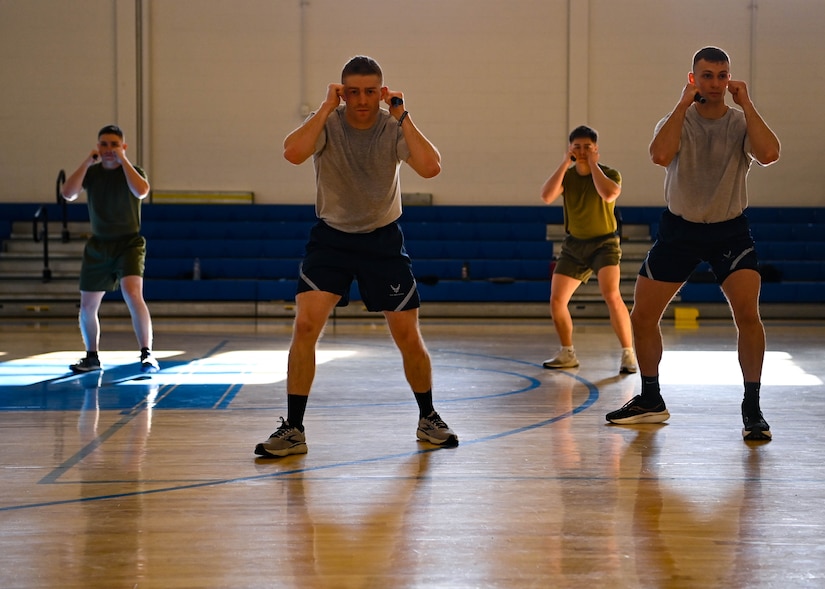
top-left (620, 349), bottom-right (638, 374)
top-left (542, 348), bottom-right (579, 369)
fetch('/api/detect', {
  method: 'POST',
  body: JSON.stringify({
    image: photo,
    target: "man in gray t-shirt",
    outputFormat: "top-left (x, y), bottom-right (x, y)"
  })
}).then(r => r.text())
top-left (254, 55), bottom-right (458, 457)
top-left (605, 46), bottom-right (781, 441)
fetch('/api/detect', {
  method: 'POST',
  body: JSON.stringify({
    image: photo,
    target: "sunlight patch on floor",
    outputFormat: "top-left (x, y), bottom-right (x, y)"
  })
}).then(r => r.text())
top-left (124, 349), bottom-right (356, 385)
top-left (659, 350), bottom-right (822, 386)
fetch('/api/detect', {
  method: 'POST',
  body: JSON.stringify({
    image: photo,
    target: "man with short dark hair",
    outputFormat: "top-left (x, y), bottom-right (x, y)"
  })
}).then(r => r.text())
top-left (61, 125), bottom-right (158, 374)
top-left (254, 55), bottom-right (457, 457)
top-left (606, 46), bottom-right (781, 440)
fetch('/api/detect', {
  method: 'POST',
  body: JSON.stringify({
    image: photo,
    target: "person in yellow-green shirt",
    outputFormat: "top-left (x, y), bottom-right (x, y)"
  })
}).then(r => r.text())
top-left (539, 125), bottom-right (636, 374)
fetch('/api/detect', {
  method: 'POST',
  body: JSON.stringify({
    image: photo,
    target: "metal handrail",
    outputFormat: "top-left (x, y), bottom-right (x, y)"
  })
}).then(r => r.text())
top-left (32, 206), bottom-right (51, 283)
top-left (56, 169), bottom-right (69, 242)
top-left (29, 169), bottom-right (68, 283)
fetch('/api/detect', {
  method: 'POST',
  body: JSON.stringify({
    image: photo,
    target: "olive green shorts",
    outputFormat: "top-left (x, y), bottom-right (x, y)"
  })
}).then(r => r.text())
top-left (553, 233), bottom-right (621, 284)
top-left (79, 234), bottom-right (146, 292)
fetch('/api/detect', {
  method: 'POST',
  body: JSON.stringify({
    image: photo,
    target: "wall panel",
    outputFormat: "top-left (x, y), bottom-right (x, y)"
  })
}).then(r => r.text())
top-left (0, 0), bottom-right (822, 207)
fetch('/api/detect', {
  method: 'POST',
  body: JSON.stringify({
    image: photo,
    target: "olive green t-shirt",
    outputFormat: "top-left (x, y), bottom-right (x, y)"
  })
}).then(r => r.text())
top-left (561, 164), bottom-right (621, 239)
top-left (82, 164), bottom-right (147, 240)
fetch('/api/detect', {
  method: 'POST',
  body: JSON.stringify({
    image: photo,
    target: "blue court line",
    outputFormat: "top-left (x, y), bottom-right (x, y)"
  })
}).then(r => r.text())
top-left (37, 392), bottom-right (168, 485)
top-left (37, 363), bottom-right (550, 485)
top-left (241, 365), bottom-right (545, 411)
top-left (2, 338), bottom-right (599, 512)
top-left (1, 372), bottom-right (597, 513)
top-left (214, 383), bottom-right (244, 409)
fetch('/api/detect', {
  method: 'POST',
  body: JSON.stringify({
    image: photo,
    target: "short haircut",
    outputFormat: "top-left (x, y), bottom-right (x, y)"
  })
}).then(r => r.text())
top-left (693, 46), bottom-right (730, 68)
top-left (341, 55), bottom-right (383, 84)
top-left (569, 125), bottom-right (598, 144)
top-left (98, 124), bottom-right (124, 140)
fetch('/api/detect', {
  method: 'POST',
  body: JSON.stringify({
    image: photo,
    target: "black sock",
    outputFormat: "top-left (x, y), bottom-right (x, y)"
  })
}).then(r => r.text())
top-left (639, 375), bottom-right (662, 405)
top-left (414, 390), bottom-right (434, 418)
top-left (287, 394), bottom-right (308, 431)
top-left (86, 351), bottom-right (99, 359)
top-left (743, 382), bottom-right (761, 412)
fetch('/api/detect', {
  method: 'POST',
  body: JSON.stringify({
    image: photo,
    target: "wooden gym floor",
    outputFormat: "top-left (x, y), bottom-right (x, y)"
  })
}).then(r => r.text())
top-left (0, 313), bottom-right (823, 588)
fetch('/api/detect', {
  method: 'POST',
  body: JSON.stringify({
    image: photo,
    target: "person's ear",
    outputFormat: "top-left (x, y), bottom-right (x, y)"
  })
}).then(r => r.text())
top-left (688, 71), bottom-right (695, 85)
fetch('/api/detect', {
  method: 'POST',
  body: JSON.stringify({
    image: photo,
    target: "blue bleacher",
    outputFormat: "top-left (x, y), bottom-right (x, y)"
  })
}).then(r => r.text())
top-left (3, 203), bottom-right (824, 304)
top-left (140, 221), bottom-right (314, 241)
top-left (137, 205), bottom-right (558, 303)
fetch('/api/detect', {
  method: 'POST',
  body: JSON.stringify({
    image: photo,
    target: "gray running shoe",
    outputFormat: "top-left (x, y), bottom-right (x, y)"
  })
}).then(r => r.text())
top-left (70, 356), bottom-right (102, 373)
top-left (606, 395), bottom-right (670, 424)
top-left (254, 418), bottom-right (308, 457)
top-left (417, 411), bottom-right (459, 447)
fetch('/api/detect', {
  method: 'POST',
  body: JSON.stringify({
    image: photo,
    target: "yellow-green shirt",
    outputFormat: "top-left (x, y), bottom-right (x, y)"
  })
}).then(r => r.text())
top-left (561, 164), bottom-right (621, 239)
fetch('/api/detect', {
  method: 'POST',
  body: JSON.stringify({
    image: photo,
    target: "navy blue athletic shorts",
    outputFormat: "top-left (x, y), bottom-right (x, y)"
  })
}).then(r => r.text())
top-left (639, 210), bottom-right (759, 284)
top-left (297, 220), bottom-right (420, 312)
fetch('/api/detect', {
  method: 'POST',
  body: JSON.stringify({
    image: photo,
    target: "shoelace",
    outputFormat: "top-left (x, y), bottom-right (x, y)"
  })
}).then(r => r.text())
top-left (425, 412), bottom-right (447, 429)
top-left (270, 418), bottom-right (296, 438)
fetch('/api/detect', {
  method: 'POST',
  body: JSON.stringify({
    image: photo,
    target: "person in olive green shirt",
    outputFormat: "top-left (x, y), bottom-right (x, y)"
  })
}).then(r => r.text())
top-left (61, 124), bottom-right (158, 374)
top-left (539, 125), bottom-right (636, 373)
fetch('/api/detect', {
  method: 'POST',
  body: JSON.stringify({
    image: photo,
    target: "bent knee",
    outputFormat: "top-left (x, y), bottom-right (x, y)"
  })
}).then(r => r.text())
top-left (292, 315), bottom-right (326, 341)
top-left (602, 290), bottom-right (626, 308)
top-left (630, 306), bottom-right (661, 330)
top-left (731, 306), bottom-right (763, 328)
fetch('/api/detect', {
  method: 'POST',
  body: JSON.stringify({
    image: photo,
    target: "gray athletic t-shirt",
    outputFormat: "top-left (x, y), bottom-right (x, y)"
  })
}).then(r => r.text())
top-left (655, 106), bottom-right (754, 223)
top-left (313, 106), bottom-right (411, 233)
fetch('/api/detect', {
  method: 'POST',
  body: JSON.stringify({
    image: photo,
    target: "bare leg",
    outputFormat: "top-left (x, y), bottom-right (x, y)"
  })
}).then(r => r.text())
top-left (287, 290), bottom-right (340, 396)
top-left (383, 308), bottom-right (432, 393)
top-left (720, 269), bottom-right (765, 382)
top-left (597, 265), bottom-right (632, 349)
top-left (549, 273), bottom-right (581, 347)
top-left (630, 276), bottom-right (683, 376)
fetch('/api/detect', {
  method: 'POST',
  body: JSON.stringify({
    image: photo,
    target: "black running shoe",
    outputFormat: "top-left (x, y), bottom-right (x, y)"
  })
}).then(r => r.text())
top-left (742, 402), bottom-right (772, 440)
top-left (70, 356), bottom-right (102, 373)
top-left (606, 395), bottom-right (670, 424)
top-left (140, 351), bottom-right (159, 374)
